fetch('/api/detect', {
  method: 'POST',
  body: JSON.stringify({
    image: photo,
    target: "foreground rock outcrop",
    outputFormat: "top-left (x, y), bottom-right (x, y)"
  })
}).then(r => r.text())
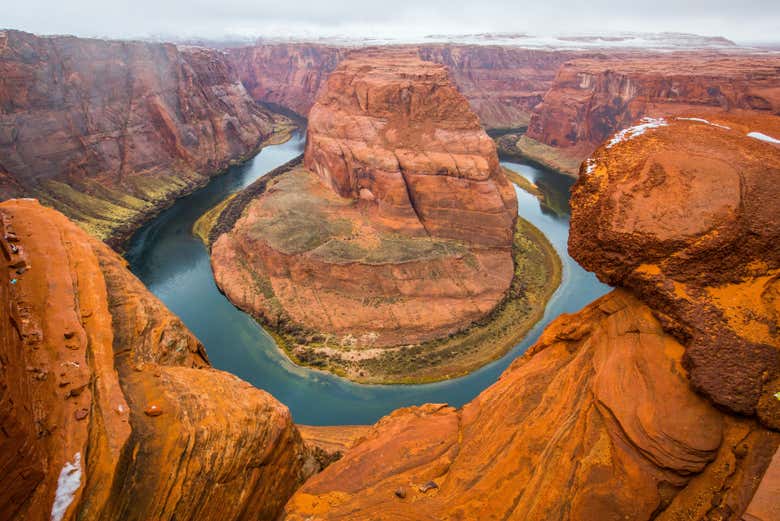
top-left (0, 199), bottom-right (314, 520)
top-left (520, 53), bottom-right (780, 174)
top-left (283, 114), bottom-right (780, 520)
top-left (0, 30), bottom-right (291, 245)
top-left (570, 114), bottom-right (780, 427)
top-left (207, 50), bottom-right (561, 383)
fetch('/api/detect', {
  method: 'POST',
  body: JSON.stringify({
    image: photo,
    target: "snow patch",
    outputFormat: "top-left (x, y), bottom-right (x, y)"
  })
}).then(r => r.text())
top-left (51, 453), bottom-right (82, 521)
top-left (676, 117), bottom-right (731, 130)
top-left (606, 117), bottom-right (668, 148)
top-left (747, 131), bottom-right (780, 144)
top-left (584, 158), bottom-right (597, 175)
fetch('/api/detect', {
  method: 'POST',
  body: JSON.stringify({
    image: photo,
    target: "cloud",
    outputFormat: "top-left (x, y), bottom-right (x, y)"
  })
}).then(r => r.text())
top-left (2, 0), bottom-right (779, 43)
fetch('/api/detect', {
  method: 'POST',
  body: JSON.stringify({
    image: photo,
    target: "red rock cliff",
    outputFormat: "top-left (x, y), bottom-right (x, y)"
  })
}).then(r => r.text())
top-left (0, 199), bottom-right (314, 520)
top-left (523, 53), bottom-right (780, 174)
top-left (569, 114), bottom-right (780, 427)
top-left (304, 49), bottom-right (517, 249)
top-left (227, 43), bottom-right (584, 129)
top-left (283, 113), bottom-right (780, 520)
top-left (0, 30), bottom-right (287, 244)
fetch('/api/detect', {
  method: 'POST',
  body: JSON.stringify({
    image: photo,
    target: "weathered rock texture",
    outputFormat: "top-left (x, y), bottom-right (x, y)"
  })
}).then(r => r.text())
top-left (569, 114), bottom-right (780, 427)
top-left (227, 44), bottom-right (347, 117)
top-left (283, 113), bottom-right (780, 520)
top-left (0, 30), bottom-right (288, 244)
top-left (417, 45), bottom-right (582, 129)
top-left (304, 49), bottom-right (518, 248)
top-left (522, 53), bottom-right (780, 174)
top-left (284, 290), bottom-right (780, 520)
top-left (211, 51), bottom-right (521, 359)
top-left (0, 199), bottom-right (313, 520)
top-left (228, 42), bottom-right (581, 129)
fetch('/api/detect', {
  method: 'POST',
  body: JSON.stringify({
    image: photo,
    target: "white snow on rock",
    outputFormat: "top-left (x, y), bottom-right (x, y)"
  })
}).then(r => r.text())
top-left (747, 131), bottom-right (780, 144)
top-left (675, 117), bottom-right (731, 130)
top-left (584, 158), bottom-right (597, 175)
top-left (606, 117), bottom-right (668, 148)
top-left (51, 453), bottom-right (82, 521)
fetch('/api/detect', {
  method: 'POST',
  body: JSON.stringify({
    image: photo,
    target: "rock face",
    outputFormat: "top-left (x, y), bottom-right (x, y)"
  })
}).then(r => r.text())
top-left (0, 30), bottom-right (287, 244)
top-left (569, 114), bottom-right (780, 427)
top-left (0, 199), bottom-right (313, 520)
top-left (227, 43), bottom-right (582, 129)
top-left (304, 49), bottom-right (517, 249)
top-left (284, 291), bottom-right (779, 520)
top-left (522, 53), bottom-right (780, 174)
top-left (283, 114), bottom-right (780, 520)
top-left (227, 44), bottom-right (347, 117)
top-left (210, 50), bottom-right (533, 381)
top-left (417, 45), bottom-right (582, 129)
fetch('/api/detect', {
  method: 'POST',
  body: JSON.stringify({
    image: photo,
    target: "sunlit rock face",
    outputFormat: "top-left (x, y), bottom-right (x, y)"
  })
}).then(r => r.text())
top-left (0, 199), bottom-right (313, 521)
top-left (0, 30), bottom-right (282, 244)
top-left (569, 114), bottom-right (780, 427)
top-left (282, 113), bottom-right (780, 521)
top-left (304, 49), bottom-right (518, 249)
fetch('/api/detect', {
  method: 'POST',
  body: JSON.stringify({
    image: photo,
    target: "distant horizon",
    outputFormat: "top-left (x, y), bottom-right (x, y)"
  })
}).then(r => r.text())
top-left (3, 27), bottom-right (780, 50)
top-left (3, 0), bottom-right (779, 47)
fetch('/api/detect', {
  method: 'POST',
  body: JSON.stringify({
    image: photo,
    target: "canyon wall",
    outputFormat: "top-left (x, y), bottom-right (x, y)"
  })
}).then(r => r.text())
top-left (522, 53), bottom-right (780, 174)
top-left (0, 30), bottom-right (287, 244)
top-left (282, 116), bottom-right (780, 520)
top-left (228, 43), bottom-right (580, 129)
top-left (0, 199), bottom-right (315, 520)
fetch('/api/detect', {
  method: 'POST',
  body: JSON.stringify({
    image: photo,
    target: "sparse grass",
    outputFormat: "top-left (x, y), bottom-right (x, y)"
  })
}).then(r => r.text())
top-left (514, 136), bottom-right (582, 177)
top-left (264, 217), bottom-right (562, 384)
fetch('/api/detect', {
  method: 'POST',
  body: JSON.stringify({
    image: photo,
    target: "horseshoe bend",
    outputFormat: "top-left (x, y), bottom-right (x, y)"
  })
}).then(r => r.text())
top-left (199, 50), bottom-right (561, 383)
top-left (0, 22), bottom-right (779, 521)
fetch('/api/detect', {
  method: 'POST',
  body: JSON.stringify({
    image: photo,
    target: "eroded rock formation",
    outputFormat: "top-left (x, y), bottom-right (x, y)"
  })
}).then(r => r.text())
top-left (0, 199), bottom-right (314, 520)
top-left (569, 114), bottom-right (780, 427)
top-left (282, 113), bottom-right (780, 520)
top-left (208, 50), bottom-right (554, 383)
top-left (521, 53), bottom-right (780, 174)
top-left (0, 30), bottom-right (290, 244)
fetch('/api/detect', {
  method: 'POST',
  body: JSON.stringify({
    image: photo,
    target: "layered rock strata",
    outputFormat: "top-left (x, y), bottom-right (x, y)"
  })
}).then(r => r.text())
top-left (209, 51), bottom-right (555, 383)
top-left (521, 53), bottom-right (780, 174)
top-left (282, 114), bottom-right (780, 520)
top-left (0, 30), bottom-right (290, 245)
top-left (0, 199), bottom-right (314, 520)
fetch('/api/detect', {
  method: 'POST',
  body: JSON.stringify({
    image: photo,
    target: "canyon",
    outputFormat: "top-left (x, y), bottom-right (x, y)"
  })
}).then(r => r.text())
top-left (0, 30), bottom-right (292, 246)
top-left (0, 27), bottom-right (778, 521)
top-left (283, 115), bottom-right (780, 521)
top-left (205, 50), bottom-right (560, 383)
top-left (228, 42), bottom-right (780, 175)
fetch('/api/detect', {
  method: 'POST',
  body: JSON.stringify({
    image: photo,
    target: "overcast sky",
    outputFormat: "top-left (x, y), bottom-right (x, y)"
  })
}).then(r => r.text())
top-left (3, 0), bottom-right (779, 44)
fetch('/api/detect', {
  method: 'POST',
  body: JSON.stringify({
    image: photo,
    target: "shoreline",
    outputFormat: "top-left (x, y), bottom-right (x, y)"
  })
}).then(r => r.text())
top-left (109, 121), bottom-right (298, 253)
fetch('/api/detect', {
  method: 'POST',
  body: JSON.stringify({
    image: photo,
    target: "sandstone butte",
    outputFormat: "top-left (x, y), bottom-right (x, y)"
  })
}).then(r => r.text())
top-left (207, 49), bottom-right (556, 383)
top-left (0, 198), bottom-right (346, 520)
top-left (0, 30), bottom-right (293, 246)
top-left (282, 116), bottom-right (780, 520)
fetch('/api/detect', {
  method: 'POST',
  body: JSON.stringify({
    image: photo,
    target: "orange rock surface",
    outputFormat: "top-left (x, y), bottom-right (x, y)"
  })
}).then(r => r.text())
top-left (0, 199), bottom-right (314, 520)
top-left (569, 114), bottom-right (780, 426)
top-left (283, 113), bottom-right (780, 520)
top-left (284, 290), bottom-right (780, 520)
top-left (0, 30), bottom-right (287, 244)
top-left (211, 50), bottom-right (519, 350)
top-left (524, 53), bottom-right (780, 174)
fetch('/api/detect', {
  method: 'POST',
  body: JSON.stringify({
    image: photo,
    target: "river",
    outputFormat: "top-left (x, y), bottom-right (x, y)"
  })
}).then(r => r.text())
top-left (125, 131), bottom-right (610, 425)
